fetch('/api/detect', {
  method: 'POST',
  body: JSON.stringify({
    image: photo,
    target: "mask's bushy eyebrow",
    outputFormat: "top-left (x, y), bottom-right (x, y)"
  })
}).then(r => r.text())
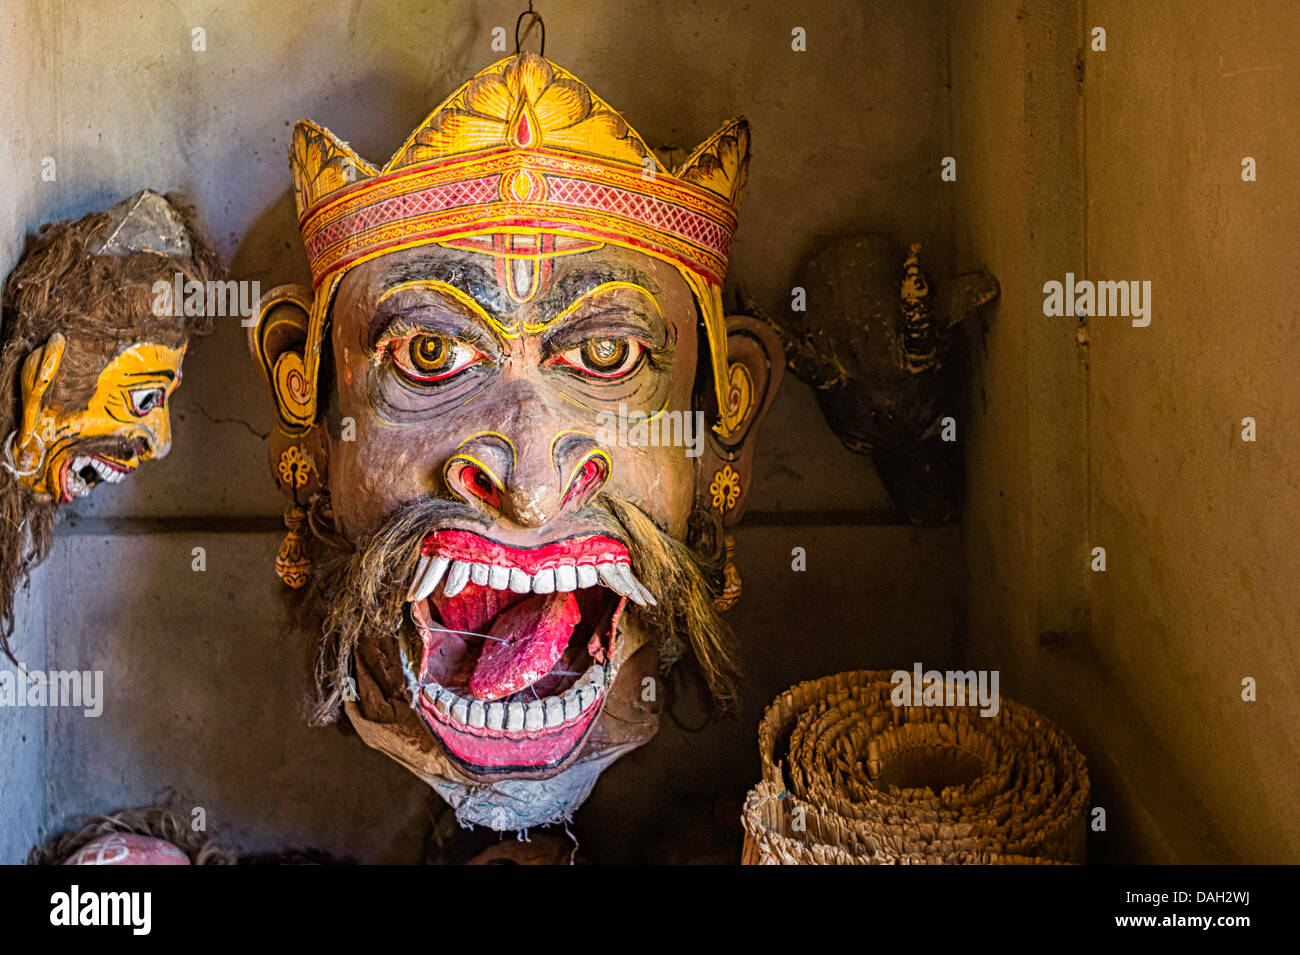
top-left (365, 253), bottom-right (510, 344)
top-left (532, 266), bottom-right (660, 322)
top-left (540, 305), bottom-right (664, 352)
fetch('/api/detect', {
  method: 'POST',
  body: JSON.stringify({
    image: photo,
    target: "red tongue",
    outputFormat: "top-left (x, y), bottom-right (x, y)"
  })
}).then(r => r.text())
top-left (468, 592), bottom-right (581, 701)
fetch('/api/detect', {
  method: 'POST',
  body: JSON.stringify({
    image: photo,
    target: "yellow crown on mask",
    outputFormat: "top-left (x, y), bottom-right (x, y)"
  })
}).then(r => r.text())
top-left (284, 53), bottom-right (752, 437)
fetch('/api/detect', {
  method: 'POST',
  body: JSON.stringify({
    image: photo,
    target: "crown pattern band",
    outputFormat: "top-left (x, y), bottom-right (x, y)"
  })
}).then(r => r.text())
top-left (279, 53), bottom-right (751, 438)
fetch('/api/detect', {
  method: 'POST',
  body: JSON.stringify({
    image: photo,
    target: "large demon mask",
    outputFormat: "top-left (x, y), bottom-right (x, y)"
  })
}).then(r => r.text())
top-left (251, 54), bottom-right (782, 829)
top-left (0, 191), bottom-right (221, 646)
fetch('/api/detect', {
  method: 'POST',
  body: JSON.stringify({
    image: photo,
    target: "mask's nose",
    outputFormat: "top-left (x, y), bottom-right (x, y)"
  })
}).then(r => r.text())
top-left (444, 430), bottom-right (610, 528)
top-left (138, 410), bottom-right (171, 461)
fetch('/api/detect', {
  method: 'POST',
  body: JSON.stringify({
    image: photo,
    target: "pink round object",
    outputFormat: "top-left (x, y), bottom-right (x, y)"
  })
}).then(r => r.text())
top-left (62, 833), bottom-right (191, 866)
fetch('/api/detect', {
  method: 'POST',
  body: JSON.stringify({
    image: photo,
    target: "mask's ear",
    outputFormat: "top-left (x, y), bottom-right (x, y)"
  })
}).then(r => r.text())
top-left (18, 332), bottom-right (66, 445)
top-left (249, 285), bottom-right (326, 501)
top-left (697, 314), bottom-right (784, 526)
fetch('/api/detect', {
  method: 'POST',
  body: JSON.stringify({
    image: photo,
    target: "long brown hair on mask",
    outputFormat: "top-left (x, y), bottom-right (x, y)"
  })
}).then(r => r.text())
top-left (0, 194), bottom-right (224, 657)
top-left (302, 491), bottom-right (738, 728)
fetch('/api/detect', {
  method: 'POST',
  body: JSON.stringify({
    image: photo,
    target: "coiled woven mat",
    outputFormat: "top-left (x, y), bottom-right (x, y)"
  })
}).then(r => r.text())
top-left (741, 670), bottom-right (1089, 864)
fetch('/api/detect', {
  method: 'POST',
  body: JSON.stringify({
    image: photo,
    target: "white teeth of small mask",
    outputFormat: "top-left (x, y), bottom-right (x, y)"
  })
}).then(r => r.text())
top-left (90, 458), bottom-right (125, 484)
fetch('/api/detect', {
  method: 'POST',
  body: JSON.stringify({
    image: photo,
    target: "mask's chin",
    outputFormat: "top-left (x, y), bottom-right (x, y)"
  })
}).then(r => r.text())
top-left (399, 528), bottom-right (655, 783)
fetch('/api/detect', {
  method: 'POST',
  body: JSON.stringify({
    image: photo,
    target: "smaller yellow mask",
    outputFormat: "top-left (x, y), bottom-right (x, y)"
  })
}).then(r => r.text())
top-left (11, 338), bottom-right (186, 503)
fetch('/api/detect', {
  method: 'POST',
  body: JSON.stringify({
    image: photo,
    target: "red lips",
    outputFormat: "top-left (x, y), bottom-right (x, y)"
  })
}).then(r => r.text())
top-left (420, 530), bottom-right (630, 574)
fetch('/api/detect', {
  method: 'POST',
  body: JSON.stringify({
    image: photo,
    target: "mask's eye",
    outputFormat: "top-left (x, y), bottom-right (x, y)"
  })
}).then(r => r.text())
top-left (551, 338), bottom-right (646, 379)
top-left (128, 387), bottom-right (165, 415)
top-left (386, 333), bottom-right (485, 383)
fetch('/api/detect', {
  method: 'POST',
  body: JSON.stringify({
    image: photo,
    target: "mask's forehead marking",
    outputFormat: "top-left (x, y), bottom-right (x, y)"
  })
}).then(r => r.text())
top-left (500, 233), bottom-right (551, 304)
top-left (434, 235), bottom-right (608, 308)
top-left (523, 280), bottom-right (662, 335)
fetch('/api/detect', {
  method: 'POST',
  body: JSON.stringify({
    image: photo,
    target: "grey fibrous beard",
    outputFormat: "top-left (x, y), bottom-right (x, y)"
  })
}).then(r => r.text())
top-left (300, 492), bottom-right (738, 728)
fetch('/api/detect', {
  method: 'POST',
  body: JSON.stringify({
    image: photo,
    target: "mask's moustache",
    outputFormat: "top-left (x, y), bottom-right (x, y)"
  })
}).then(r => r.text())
top-left (303, 494), bottom-right (738, 727)
top-left (65, 434), bottom-right (145, 462)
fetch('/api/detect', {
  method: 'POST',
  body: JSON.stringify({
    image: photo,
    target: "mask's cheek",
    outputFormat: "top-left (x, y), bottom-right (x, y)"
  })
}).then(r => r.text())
top-left (327, 416), bottom-right (444, 534)
top-left (604, 442), bottom-right (698, 537)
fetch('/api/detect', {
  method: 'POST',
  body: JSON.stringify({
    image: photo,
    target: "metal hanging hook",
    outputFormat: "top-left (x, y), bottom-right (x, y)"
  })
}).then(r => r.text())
top-left (515, 2), bottom-right (545, 57)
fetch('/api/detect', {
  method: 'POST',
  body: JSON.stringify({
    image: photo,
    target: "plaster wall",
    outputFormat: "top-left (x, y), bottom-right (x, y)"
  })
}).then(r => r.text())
top-left (0, 0), bottom-right (53, 867)
top-left (953, 0), bottom-right (1300, 862)
top-left (0, 0), bottom-right (958, 862)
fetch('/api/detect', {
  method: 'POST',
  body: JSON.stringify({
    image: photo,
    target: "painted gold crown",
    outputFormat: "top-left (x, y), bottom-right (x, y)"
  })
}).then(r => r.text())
top-left (284, 52), bottom-right (751, 436)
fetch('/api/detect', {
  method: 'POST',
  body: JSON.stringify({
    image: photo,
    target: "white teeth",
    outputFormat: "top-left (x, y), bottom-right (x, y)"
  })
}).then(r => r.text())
top-left (410, 553), bottom-right (431, 581)
top-left (409, 555), bottom-right (450, 602)
top-left (408, 551), bottom-right (652, 605)
top-left (597, 562), bottom-right (655, 607)
top-left (524, 699), bottom-right (544, 731)
top-left (422, 666), bottom-right (608, 733)
top-left (406, 555), bottom-right (430, 600)
top-left (544, 697), bottom-right (564, 728)
top-left (555, 564), bottom-right (577, 592)
top-left (88, 459), bottom-right (127, 484)
top-left (506, 701), bottom-right (525, 731)
top-left (468, 700), bottom-right (486, 728)
top-left (443, 560), bottom-right (472, 598)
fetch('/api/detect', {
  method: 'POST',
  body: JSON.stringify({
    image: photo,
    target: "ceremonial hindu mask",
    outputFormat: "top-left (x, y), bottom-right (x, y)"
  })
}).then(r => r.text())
top-left (16, 338), bottom-right (184, 504)
top-left (0, 190), bottom-right (221, 647)
top-left (253, 54), bottom-right (782, 829)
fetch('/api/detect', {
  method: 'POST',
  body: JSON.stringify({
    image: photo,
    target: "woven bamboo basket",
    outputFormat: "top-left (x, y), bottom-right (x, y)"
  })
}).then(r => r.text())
top-left (741, 670), bottom-right (1089, 865)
